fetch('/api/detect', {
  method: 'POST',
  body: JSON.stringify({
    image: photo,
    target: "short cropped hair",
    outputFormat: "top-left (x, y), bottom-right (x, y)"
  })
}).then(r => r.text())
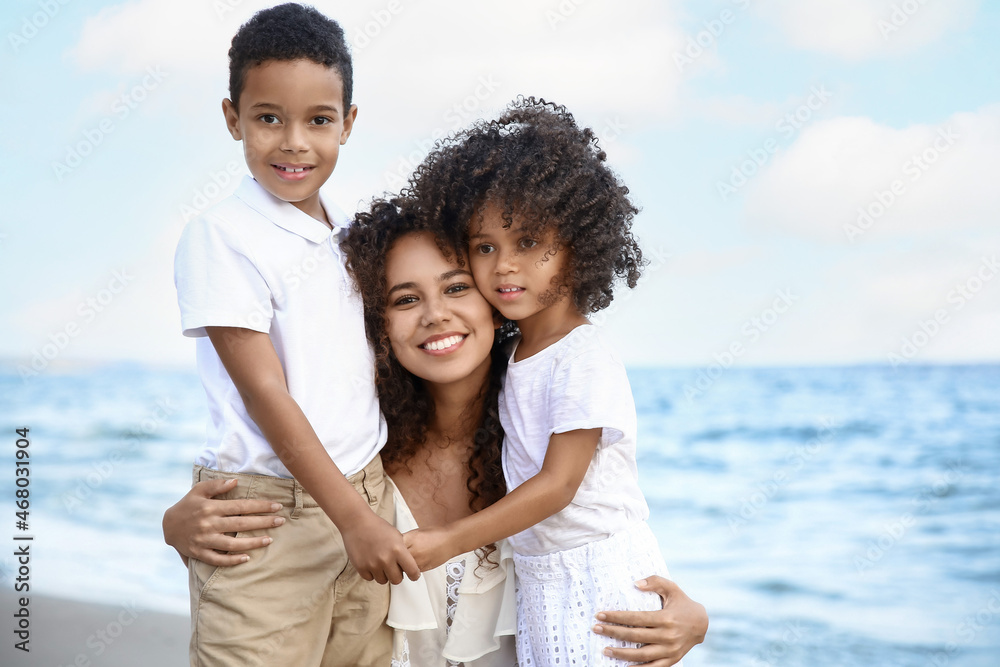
top-left (228, 3), bottom-right (353, 112)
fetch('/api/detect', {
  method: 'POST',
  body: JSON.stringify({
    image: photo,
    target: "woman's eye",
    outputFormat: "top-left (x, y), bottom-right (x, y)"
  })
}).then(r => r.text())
top-left (259, 114), bottom-right (279, 124)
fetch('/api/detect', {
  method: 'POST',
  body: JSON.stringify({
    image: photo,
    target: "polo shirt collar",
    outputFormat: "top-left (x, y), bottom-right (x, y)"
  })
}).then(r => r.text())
top-left (234, 175), bottom-right (349, 244)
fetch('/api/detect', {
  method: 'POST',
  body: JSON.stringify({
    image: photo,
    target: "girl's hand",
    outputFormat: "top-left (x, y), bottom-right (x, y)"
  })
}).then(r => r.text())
top-left (402, 527), bottom-right (457, 572)
top-left (162, 478), bottom-right (285, 567)
top-left (592, 576), bottom-right (708, 666)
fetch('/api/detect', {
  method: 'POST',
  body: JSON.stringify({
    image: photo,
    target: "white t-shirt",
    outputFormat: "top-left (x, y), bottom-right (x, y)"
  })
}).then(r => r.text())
top-left (174, 175), bottom-right (386, 477)
top-left (500, 324), bottom-right (649, 556)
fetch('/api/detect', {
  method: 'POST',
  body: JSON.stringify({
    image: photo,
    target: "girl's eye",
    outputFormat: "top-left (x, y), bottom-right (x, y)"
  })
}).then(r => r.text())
top-left (476, 244), bottom-right (495, 254)
top-left (445, 283), bottom-right (470, 295)
top-left (259, 114), bottom-right (279, 124)
top-left (519, 238), bottom-right (538, 250)
top-left (393, 295), bottom-right (417, 306)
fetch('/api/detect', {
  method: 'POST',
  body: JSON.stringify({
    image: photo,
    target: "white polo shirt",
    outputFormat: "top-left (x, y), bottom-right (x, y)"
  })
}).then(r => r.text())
top-left (174, 175), bottom-right (386, 478)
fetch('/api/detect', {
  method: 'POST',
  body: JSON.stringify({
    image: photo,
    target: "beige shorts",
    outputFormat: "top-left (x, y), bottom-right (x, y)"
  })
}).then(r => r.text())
top-left (188, 455), bottom-right (393, 667)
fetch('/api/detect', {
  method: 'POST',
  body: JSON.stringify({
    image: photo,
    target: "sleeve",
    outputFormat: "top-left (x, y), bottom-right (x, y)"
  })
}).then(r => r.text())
top-left (548, 345), bottom-right (634, 447)
top-left (174, 215), bottom-right (273, 338)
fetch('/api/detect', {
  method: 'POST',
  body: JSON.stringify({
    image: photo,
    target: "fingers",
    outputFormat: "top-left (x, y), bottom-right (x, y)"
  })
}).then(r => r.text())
top-left (593, 621), bottom-right (662, 646)
top-left (400, 550), bottom-right (421, 581)
top-left (637, 575), bottom-right (679, 601)
top-left (594, 609), bottom-right (659, 628)
top-left (601, 642), bottom-right (677, 666)
top-left (192, 477), bottom-right (238, 498)
top-left (192, 548), bottom-right (252, 567)
top-left (199, 533), bottom-right (275, 554)
top-left (212, 514), bottom-right (285, 534)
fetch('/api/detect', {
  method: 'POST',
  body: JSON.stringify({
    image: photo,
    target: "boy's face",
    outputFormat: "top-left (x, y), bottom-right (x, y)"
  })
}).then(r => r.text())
top-left (222, 59), bottom-right (357, 223)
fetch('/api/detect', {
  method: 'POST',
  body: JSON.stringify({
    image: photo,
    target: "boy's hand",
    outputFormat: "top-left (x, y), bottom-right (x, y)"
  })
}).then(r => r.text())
top-left (341, 514), bottom-right (421, 585)
top-left (402, 527), bottom-right (457, 572)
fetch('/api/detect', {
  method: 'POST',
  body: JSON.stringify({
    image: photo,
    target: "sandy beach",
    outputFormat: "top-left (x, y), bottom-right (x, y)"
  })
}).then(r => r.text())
top-left (1, 591), bottom-right (188, 666)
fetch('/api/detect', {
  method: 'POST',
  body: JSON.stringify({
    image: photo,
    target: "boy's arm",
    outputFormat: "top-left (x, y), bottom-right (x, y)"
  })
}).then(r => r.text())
top-left (403, 427), bottom-right (601, 570)
top-left (207, 326), bottom-right (420, 584)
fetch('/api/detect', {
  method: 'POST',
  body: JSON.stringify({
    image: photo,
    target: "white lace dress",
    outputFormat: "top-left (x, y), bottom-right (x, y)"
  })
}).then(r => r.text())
top-left (387, 478), bottom-right (517, 667)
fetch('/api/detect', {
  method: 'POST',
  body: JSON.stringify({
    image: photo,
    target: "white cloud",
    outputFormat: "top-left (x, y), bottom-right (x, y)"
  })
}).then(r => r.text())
top-left (755, 0), bottom-right (979, 59)
top-left (744, 105), bottom-right (1000, 244)
top-left (68, 0), bottom-right (687, 130)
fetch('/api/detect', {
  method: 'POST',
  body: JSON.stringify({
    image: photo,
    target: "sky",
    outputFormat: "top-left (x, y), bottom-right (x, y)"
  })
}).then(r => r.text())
top-left (1, 0), bottom-right (998, 373)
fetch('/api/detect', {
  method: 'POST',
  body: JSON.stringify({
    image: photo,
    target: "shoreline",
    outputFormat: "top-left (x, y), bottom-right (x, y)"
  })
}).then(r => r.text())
top-left (1, 591), bottom-right (188, 666)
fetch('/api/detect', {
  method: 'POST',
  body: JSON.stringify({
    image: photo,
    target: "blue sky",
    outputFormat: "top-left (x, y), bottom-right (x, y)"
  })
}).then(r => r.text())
top-left (2, 0), bottom-right (997, 373)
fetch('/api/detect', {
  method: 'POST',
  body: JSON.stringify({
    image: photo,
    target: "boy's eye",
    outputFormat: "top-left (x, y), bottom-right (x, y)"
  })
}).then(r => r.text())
top-left (312, 116), bottom-right (334, 125)
top-left (259, 114), bottom-right (279, 124)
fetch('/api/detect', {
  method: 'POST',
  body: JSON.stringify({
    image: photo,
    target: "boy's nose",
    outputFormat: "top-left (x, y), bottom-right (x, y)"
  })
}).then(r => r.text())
top-left (281, 124), bottom-right (309, 152)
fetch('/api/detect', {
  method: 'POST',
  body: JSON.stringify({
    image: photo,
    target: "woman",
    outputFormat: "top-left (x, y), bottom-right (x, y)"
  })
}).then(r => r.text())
top-left (163, 198), bottom-right (707, 665)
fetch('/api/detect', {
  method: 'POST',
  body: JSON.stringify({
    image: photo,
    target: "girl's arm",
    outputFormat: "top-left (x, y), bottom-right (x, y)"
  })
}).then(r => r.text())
top-left (594, 576), bottom-right (708, 666)
top-left (162, 478), bottom-right (283, 567)
top-left (206, 326), bottom-right (420, 585)
top-left (403, 427), bottom-right (601, 571)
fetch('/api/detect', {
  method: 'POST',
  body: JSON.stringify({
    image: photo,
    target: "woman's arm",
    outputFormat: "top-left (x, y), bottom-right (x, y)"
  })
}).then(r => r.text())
top-left (162, 478), bottom-right (284, 567)
top-left (593, 576), bottom-right (708, 666)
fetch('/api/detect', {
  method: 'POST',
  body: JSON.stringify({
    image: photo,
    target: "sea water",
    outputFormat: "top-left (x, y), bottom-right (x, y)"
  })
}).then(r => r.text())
top-left (1, 363), bottom-right (997, 666)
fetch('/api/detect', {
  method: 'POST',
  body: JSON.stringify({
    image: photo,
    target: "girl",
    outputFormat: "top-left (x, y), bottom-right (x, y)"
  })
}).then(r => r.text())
top-left (403, 98), bottom-right (679, 666)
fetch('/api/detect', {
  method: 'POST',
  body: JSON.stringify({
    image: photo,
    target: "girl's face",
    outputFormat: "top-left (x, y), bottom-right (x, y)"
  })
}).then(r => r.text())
top-left (384, 231), bottom-right (496, 386)
top-left (468, 204), bottom-right (570, 324)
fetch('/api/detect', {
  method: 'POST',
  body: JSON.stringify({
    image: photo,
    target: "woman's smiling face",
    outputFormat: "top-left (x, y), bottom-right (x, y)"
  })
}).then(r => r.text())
top-left (384, 231), bottom-right (496, 386)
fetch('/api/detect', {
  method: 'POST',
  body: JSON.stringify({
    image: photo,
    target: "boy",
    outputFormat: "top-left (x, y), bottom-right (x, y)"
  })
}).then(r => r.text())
top-left (173, 4), bottom-right (419, 665)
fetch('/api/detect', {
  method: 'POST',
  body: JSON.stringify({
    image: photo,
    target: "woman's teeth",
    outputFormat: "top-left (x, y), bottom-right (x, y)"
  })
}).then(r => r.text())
top-left (423, 335), bottom-right (464, 351)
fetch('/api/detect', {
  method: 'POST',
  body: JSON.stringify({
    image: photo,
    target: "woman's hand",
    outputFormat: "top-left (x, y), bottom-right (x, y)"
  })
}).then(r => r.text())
top-left (593, 576), bottom-right (708, 666)
top-left (162, 478), bottom-right (285, 567)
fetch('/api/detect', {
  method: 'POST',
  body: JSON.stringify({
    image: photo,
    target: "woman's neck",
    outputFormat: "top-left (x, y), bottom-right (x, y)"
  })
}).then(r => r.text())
top-left (424, 354), bottom-right (492, 441)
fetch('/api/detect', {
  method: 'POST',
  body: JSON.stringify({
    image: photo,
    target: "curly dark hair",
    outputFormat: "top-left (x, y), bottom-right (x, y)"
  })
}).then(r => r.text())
top-left (228, 3), bottom-right (353, 112)
top-left (342, 197), bottom-right (514, 527)
top-left (406, 97), bottom-right (645, 314)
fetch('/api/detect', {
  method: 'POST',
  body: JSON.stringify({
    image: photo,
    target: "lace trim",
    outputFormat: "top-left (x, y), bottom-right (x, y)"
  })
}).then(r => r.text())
top-left (391, 557), bottom-right (468, 667)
